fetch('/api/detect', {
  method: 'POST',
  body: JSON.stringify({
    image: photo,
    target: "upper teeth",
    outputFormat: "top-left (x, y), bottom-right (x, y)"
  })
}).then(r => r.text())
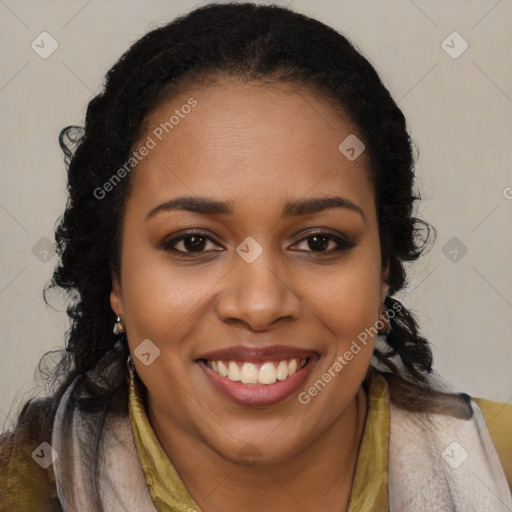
top-left (207, 358), bottom-right (307, 385)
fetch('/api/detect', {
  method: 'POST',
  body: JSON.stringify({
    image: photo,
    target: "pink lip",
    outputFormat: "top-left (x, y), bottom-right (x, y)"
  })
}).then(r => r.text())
top-left (197, 355), bottom-right (319, 407)
top-left (197, 344), bottom-right (318, 364)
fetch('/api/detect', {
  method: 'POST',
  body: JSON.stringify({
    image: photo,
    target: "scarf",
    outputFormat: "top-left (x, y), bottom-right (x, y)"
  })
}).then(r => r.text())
top-left (51, 342), bottom-right (511, 511)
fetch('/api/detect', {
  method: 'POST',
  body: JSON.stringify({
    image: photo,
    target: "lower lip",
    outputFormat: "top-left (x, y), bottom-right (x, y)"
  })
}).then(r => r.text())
top-left (197, 357), bottom-right (318, 407)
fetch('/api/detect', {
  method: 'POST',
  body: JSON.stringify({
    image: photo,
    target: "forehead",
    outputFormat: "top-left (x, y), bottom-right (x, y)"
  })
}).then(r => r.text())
top-left (126, 79), bottom-right (375, 221)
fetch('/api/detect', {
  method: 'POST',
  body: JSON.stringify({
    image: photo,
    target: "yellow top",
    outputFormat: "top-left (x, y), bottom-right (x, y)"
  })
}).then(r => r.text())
top-left (0, 371), bottom-right (510, 511)
top-left (128, 370), bottom-right (512, 512)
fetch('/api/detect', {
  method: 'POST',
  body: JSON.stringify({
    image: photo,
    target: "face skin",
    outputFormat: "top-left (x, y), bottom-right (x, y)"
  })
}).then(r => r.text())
top-left (111, 77), bottom-right (389, 511)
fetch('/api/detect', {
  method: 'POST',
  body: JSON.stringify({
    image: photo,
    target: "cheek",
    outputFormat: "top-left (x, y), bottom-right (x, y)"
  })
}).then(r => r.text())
top-left (303, 253), bottom-right (382, 397)
top-left (121, 265), bottom-right (204, 343)
top-left (305, 253), bottom-right (382, 332)
top-left (301, 261), bottom-right (380, 411)
top-left (117, 239), bottom-right (197, 346)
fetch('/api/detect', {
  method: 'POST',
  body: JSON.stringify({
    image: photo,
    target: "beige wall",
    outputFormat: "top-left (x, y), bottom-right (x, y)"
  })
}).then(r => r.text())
top-left (1, 0), bottom-right (511, 424)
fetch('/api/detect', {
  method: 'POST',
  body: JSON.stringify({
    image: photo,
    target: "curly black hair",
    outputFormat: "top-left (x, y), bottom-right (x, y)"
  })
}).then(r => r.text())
top-left (2, 2), bottom-right (472, 509)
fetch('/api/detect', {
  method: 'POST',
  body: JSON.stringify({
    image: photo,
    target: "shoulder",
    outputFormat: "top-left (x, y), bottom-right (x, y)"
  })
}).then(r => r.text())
top-left (0, 424), bottom-right (61, 511)
top-left (473, 396), bottom-right (512, 489)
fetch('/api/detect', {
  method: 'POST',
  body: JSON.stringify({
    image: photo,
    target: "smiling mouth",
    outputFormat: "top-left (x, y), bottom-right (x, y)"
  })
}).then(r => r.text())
top-left (201, 358), bottom-right (309, 385)
top-left (196, 350), bottom-right (319, 407)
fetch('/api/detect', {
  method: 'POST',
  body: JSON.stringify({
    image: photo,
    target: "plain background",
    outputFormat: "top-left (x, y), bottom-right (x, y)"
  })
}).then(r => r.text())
top-left (1, 0), bottom-right (511, 426)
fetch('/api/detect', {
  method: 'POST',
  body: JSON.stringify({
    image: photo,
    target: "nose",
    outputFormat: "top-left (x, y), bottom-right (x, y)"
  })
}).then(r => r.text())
top-left (216, 247), bottom-right (302, 331)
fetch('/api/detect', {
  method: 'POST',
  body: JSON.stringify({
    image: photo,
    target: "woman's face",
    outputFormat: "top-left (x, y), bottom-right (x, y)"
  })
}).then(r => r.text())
top-left (111, 78), bottom-right (388, 465)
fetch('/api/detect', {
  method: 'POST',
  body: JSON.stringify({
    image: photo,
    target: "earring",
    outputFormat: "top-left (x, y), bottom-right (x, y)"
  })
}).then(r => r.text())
top-left (377, 306), bottom-right (390, 335)
top-left (113, 315), bottom-right (125, 335)
top-left (126, 353), bottom-right (134, 373)
top-left (125, 353), bottom-right (135, 383)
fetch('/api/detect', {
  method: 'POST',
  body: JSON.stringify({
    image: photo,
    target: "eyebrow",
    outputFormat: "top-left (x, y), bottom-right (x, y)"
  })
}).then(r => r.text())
top-left (145, 195), bottom-right (366, 224)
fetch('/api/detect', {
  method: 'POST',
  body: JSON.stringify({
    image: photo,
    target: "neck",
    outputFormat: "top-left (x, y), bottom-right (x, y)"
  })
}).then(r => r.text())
top-left (148, 386), bottom-right (368, 512)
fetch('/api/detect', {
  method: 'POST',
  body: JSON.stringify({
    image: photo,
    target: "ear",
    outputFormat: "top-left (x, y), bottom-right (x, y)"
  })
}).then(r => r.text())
top-left (110, 270), bottom-right (123, 317)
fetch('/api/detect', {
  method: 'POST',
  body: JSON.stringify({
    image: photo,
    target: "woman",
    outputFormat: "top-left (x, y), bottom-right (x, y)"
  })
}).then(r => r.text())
top-left (1, 3), bottom-right (510, 511)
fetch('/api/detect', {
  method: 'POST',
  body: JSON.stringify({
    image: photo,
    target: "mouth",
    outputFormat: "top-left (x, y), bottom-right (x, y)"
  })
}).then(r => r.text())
top-left (203, 357), bottom-right (308, 384)
top-left (196, 345), bottom-right (320, 407)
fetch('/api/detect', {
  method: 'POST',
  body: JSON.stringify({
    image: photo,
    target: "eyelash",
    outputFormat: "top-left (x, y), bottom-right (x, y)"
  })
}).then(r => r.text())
top-left (160, 230), bottom-right (355, 258)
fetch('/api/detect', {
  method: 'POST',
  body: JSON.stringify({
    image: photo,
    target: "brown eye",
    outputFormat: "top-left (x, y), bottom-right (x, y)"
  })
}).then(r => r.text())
top-left (161, 230), bottom-right (355, 258)
top-left (293, 232), bottom-right (355, 255)
top-left (305, 234), bottom-right (331, 252)
top-left (179, 235), bottom-right (208, 252)
top-left (161, 231), bottom-right (220, 255)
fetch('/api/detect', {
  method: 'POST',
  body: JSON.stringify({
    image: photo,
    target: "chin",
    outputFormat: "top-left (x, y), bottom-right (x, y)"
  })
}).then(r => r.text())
top-left (211, 434), bottom-right (304, 468)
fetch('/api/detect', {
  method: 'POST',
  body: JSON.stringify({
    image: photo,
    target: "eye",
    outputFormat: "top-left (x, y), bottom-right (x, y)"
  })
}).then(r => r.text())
top-left (291, 231), bottom-right (355, 255)
top-left (161, 231), bottom-right (221, 255)
top-left (161, 230), bottom-right (355, 257)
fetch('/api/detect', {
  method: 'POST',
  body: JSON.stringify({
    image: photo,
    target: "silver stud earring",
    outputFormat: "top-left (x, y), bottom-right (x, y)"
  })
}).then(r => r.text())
top-left (113, 315), bottom-right (125, 335)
